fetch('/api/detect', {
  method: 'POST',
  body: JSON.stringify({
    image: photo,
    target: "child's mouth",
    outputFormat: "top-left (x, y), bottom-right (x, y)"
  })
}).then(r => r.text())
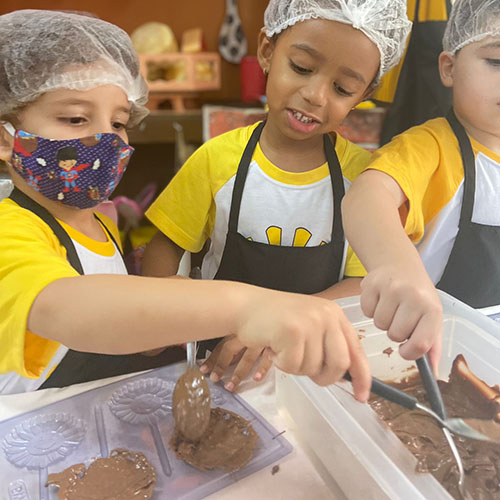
top-left (287, 109), bottom-right (321, 134)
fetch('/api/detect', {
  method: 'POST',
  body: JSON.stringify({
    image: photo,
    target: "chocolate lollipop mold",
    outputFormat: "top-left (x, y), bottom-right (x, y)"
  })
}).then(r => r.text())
top-left (109, 377), bottom-right (175, 476)
top-left (0, 364), bottom-right (292, 500)
top-left (3, 413), bottom-right (86, 500)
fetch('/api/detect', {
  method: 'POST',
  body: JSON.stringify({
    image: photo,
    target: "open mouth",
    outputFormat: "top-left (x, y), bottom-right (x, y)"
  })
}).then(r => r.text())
top-left (290, 109), bottom-right (320, 124)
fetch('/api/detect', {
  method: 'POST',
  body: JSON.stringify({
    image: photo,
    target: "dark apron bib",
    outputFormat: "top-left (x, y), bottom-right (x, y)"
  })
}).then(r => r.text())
top-left (201, 122), bottom-right (346, 354)
top-left (9, 188), bottom-right (182, 388)
top-left (379, 0), bottom-right (452, 145)
top-left (436, 111), bottom-right (500, 308)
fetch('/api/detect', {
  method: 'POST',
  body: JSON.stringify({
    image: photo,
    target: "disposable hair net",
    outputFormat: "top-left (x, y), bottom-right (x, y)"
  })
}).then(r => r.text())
top-left (0, 10), bottom-right (149, 126)
top-left (264, 0), bottom-right (412, 81)
top-left (443, 0), bottom-right (500, 54)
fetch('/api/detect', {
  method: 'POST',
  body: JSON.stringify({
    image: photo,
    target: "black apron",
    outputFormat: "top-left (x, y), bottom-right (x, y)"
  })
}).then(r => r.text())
top-left (9, 188), bottom-right (183, 389)
top-left (201, 122), bottom-right (346, 353)
top-left (436, 111), bottom-right (500, 308)
top-left (379, 0), bottom-right (452, 145)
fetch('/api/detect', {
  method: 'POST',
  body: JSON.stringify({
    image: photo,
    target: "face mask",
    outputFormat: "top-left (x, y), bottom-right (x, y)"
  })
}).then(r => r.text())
top-left (5, 124), bottom-right (134, 208)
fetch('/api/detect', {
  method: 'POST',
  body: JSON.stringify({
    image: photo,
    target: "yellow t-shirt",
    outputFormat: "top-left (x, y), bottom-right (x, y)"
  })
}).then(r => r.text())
top-left (147, 122), bottom-right (369, 281)
top-left (0, 198), bottom-right (124, 393)
top-left (367, 117), bottom-right (500, 283)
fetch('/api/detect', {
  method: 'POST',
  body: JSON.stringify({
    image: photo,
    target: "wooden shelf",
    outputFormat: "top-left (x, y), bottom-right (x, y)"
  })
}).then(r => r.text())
top-left (128, 110), bottom-right (202, 145)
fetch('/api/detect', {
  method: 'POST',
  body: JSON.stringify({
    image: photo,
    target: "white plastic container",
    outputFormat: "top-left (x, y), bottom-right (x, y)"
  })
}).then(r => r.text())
top-left (276, 291), bottom-right (500, 500)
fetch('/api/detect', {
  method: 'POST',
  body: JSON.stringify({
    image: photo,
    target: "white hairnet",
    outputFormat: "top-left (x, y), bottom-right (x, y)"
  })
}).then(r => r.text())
top-left (443, 0), bottom-right (500, 54)
top-left (0, 10), bottom-right (149, 126)
top-left (264, 0), bottom-right (412, 81)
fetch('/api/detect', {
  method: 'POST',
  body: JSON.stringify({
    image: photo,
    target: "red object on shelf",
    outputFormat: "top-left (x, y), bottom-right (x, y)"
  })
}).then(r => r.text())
top-left (240, 56), bottom-right (266, 103)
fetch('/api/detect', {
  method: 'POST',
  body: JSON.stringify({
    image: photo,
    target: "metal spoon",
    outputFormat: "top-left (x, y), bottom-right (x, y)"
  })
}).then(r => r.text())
top-left (344, 372), bottom-right (499, 443)
top-left (172, 268), bottom-right (211, 442)
top-left (416, 355), bottom-right (473, 500)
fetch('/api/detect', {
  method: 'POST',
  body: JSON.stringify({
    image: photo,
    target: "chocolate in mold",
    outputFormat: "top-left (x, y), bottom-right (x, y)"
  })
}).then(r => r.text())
top-left (46, 448), bottom-right (156, 500)
top-left (171, 407), bottom-right (258, 472)
top-left (370, 355), bottom-right (500, 500)
top-left (172, 368), bottom-right (211, 442)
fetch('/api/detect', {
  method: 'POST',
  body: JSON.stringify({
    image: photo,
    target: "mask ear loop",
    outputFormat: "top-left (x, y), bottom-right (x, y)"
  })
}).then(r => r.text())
top-left (0, 121), bottom-right (16, 136)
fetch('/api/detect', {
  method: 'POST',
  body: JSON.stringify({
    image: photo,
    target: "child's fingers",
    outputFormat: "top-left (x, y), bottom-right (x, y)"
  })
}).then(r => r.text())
top-left (398, 310), bottom-right (442, 361)
top-left (427, 334), bottom-right (443, 376)
top-left (386, 303), bottom-right (421, 343)
top-left (253, 352), bottom-right (273, 382)
top-left (309, 322), bottom-right (351, 387)
top-left (343, 320), bottom-right (371, 402)
top-left (209, 341), bottom-right (245, 383)
top-left (224, 347), bottom-right (264, 392)
top-left (371, 293), bottom-right (398, 332)
top-left (359, 276), bottom-right (380, 319)
top-left (199, 341), bottom-right (224, 375)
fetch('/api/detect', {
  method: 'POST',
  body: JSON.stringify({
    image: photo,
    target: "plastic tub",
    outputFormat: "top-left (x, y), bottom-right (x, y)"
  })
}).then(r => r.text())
top-left (276, 291), bottom-right (500, 500)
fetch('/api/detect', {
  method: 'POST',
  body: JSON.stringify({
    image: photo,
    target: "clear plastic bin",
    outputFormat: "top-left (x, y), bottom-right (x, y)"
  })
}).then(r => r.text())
top-left (276, 291), bottom-right (500, 500)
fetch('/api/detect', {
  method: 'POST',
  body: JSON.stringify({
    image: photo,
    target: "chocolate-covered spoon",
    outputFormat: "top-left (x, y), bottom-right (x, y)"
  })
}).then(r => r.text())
top-left (172, 268), bottom-right (211, 442)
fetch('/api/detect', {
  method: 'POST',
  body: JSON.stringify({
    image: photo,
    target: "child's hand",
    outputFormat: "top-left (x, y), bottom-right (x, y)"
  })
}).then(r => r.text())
top-left (235, 290), bottom-right (371, 402)
top-left (199, 335), bottom-right (272, 391)
top-left (360, 264), bottom-right (443, 369)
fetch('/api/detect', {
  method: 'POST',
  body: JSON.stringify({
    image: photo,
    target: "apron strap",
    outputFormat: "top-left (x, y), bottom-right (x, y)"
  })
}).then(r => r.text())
top-left (9, 187), bottom-right (84, 274)
top-left (94, 213), bottom-right (124, 258)
top-left (228, 121), bottom-right (265, 233)
top-left (228, 122), bottom-right (344, 243)
top-left (445, 109), bottom-right (476, 224)
top-left (324, 133), bottom-right (345, 241)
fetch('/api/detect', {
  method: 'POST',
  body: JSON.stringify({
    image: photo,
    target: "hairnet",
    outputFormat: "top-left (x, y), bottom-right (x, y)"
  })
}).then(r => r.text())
top-left (443, 0), bottom-right (500, 54)
top-left (0, 10), bottom-right (149, 126)
top-left (264, 0), bottom-right (411, 80)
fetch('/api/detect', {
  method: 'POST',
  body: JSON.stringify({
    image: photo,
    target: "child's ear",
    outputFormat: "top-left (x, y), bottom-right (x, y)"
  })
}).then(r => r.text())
top-left (439, 51), bottom-right (455, 88)
top-left (257, 28), bottom-right (274, 75)
top-left (0, 125), bottom-right (14, 164)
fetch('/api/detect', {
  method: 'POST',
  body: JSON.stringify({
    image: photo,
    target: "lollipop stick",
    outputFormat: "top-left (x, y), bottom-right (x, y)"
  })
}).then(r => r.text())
top-left (150, 423), bottom-right (172, 476)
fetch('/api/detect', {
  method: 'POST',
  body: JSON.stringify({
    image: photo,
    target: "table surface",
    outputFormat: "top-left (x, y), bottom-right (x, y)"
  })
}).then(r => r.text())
top-left (0, 367), bottom-right (337, 500)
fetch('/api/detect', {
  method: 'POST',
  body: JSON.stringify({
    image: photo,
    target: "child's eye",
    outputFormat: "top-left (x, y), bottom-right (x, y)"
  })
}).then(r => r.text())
top-left (486, 58), bottom-right (500, 67)
top-left (334, 83), bottom-right (354, 97)
top-left (59, 117), bottom-right (86, 125)
top-left (112, 122), bottom-right (126, 131)
top-left (290, 59), bottom-right (312, 75)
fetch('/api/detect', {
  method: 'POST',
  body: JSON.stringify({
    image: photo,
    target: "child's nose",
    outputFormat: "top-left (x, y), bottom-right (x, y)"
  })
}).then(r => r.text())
top-left (300, 78), bottom-right (328, 107)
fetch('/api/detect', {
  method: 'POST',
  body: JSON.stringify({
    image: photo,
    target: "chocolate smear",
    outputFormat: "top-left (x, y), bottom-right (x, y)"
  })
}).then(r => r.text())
top-left (369, 355), bottom-right (500, 499)
top-left (171, 408), bottom-right (258, 471)
top-left (46, 448), bottom-right (156, 500)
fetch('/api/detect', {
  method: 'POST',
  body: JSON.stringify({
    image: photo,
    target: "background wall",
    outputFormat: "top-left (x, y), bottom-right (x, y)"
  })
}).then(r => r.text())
top-left (0, 0), bottom-right (269, 102)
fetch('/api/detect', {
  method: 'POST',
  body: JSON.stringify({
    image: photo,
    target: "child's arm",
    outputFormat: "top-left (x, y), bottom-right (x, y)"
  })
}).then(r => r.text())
top-left (29, 274), bottom-right (372, 400)
top-left (141, 231), bottom-right (184, 277)
top-left (342, 169), bottom-right (443, 367)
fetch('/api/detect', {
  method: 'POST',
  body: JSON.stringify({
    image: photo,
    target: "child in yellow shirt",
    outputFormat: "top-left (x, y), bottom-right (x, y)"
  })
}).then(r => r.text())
top-left (0, 9), bottom-right (371, 397)
top-left (143, 0), bottom-right (411, 390)
top-left (342, 0), bottom-right (500, 367)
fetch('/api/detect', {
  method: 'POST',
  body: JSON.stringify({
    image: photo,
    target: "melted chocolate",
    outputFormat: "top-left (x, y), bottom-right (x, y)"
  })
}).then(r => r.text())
top-left (172, 368), bottom-right (211, 442)
top-left (46, 449), bottom-right (156, 500)
top-left (370, 355), bottom-right (500, 499)
top-left (171, 407), bottom-right (258, 471)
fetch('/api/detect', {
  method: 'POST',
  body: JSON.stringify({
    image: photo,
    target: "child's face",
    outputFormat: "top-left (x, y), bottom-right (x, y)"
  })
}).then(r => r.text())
top-left (258, 19), bottom-right (379, 140)
top-left (0, 85), bottom-right (131, 163)
top-left (440, 35), bottom-right (500, 139)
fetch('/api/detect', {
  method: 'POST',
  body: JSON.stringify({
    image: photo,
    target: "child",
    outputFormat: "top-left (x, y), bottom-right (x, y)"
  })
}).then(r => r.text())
top-left (0, 9), bottom-right (372, 398)
top-left (342, 0), bottom-right (500, 367)
top-left (143, 0), bottom-right (411, 390)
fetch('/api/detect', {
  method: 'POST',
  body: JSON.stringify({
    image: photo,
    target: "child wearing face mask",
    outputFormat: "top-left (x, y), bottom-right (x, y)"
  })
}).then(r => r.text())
top-left (0, 9), bottom-right (375, 397)
top-left (142, 0), bottom-right (412, 391)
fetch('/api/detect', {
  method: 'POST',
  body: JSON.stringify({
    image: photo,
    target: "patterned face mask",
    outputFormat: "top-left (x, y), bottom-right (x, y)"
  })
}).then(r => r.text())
top-left (7, 126), bottom-right (134, 208)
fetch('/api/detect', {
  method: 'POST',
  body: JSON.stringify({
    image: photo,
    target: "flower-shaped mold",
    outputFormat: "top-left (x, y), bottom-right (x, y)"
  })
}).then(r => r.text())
top-left (109, 378), bottom-right (174, 425)
top-left (3, 413), bottom-right (86, 470)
